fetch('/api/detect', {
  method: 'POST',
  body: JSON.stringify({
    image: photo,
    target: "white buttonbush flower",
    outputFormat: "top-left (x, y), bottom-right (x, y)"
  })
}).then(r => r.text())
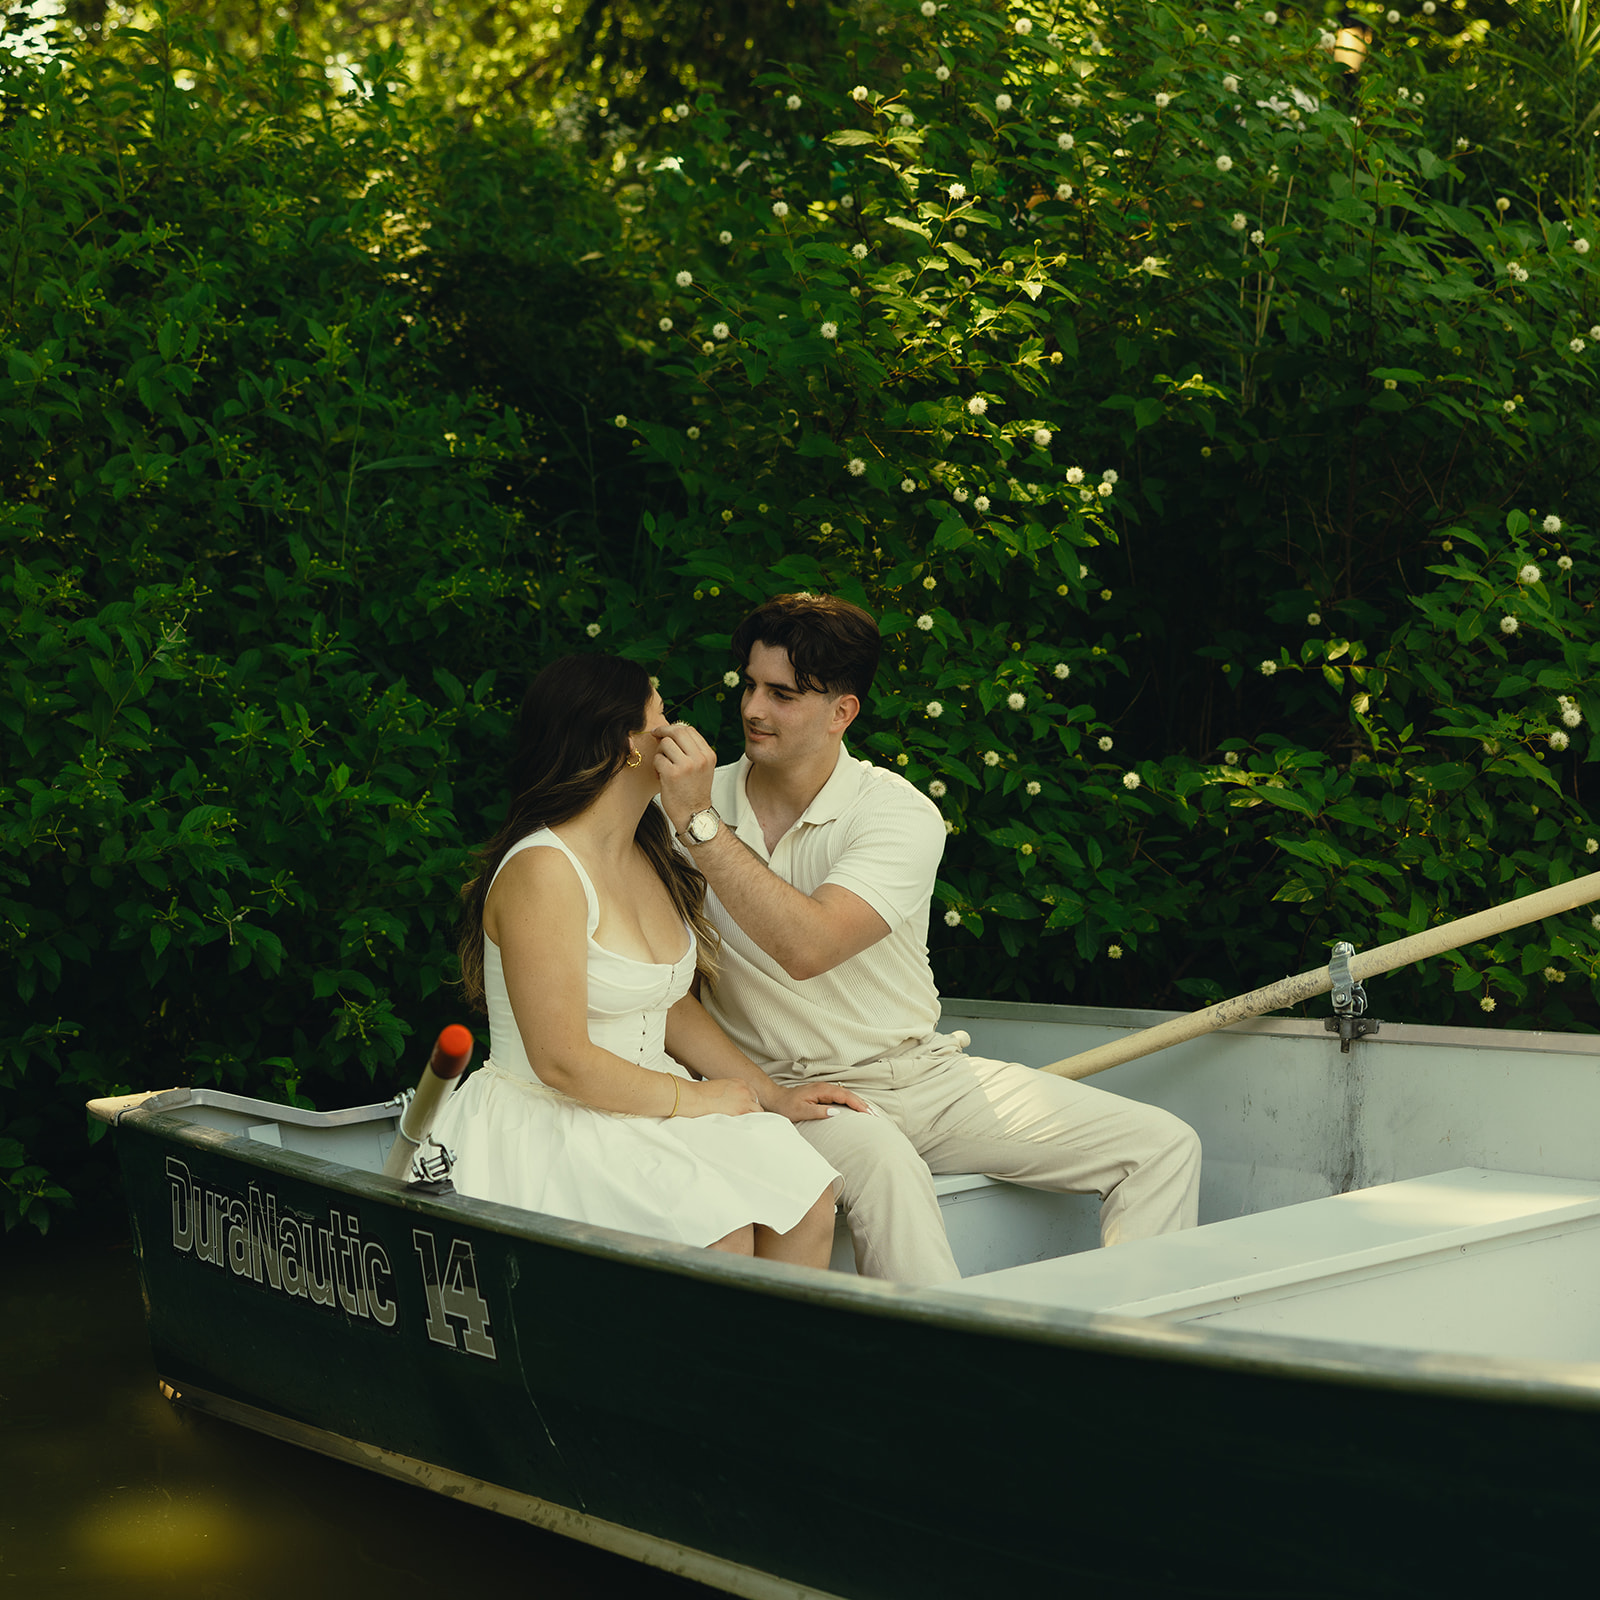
top-left (821, 321), bottom-right (838, 340)
top-left (953, 487), bottom-right (970, 503)
top-left (967, 395), bottom-right (989, 415)
top-left (1585, 838), bottom-right (1599, 854)
top-left (1231, 212), bottom-right (1248, 231)
top-left (1545, 966), bottom-right (1565, 982)
top-left (1307, 612), bottom-right (1322, 626)
top-left (899, 112), bottom-right (915, 127)
top-left (1026, 780), bottom-right (1041, 795)
top-left (1155, 92), bottom-right (1171, 109)
top-left (901, 477), bottom-right (918, 492)
top-left (1053, 663), bottom-right (1070, 680)
top-left (1591, 326), bottom-right (1600, 338)
top-left (722, 670), bottom-right (741, 688)
top-left (1065, 466), bottom-right (1085, 484)
top-left (1499, 615), bottom-right (1519, 634)
top-left (1544, 514), bottom-right (1563, 532)
top-left (916, 613), bottom-right (934, 630)
top-left (851, 243), bottom-right (868, 260)
top-left (1098, 735), bottom-right (1114, 752)
top-left (1519, 564), bottom-right (1542, 584)
top-left (1264, 9), bottom-right (1279, 22)
top-left (1032, 427), bottom-right (1053, 448)
top-left (926, 700), bottom-right (944, 717)
top-left (1575, 238), bottom-right (1590, 254)
top-left (1122, 771), bottom-right (1142, 791)
top-left (1007, 691), bottom-right (1026, 711)
top-left (1386, 9), bottom-right (1399, 21)
top-left (718, 230), bottom-right (733, 245)
top-left (948, 182), bottom-right (967, 201)
top-left (1215, 154), bottom-right (1234, 173)
top-left (1015, 16), bottom-right (1032, 32)
top-left (921, 1), bottom-right (937, 14)
top-left (851, 85), bottom-right (869, 102)
top-left (771, 200), bottom-right (789, 218)
top-left (1558, 555), bottom-right (1574, 571)
top-left (614, 414), bottom-right (628, 427)
top-left (1097, 481), bottom-right (1115, 498)
top-left (1224, 751), bottom-right (1240, 766)
top-left (1058, 132), bottom-right (1075, 150)
top-left (675, 270), bottom-right (693, 288)
top-left (712, 322), bottom-right (730, 340)
top-left (1260, 659), bottom-right (1278, 675)
top-left (1319, 30), bottom-right (1337, 47)
top-left (1107, 944), bottom-right (1124, 959)
top-left (1509, 263), bottom-right (1529, 283)
top-left (944, 908), bottom-right (962, 927)
top-left (974, 495), bottom-right (991, 512)
top-left (1222, 74), bottom-right (1240, 94)
top-left (846, 457), bottom-right (866, 475)
top-left (922, 575), bottom-right (937, 589)
top-left (1480, 996), bottom-right (1496, 1013)
top-left (929, 779), bottom-right (947, 798)
top-left (982, 750), bottom-right (1001, 766)
top-left (1550, 730), bottom-right (1570, 751)
top-left (1250, 229), bottom-right (1266, 245)
top-left (658, 316), bottom-right (674, 331)
top-left (935, 64), bottom-right (951, 81)
top-left (1056, 182), bottom-right (1073, 201)
top-left (586, 622), bottom-right (602, 637)
top-left (686, 425), bottom-right (700, 438)
top-left (1102, 469), bottom-right (1119, 485)
top-left (1572, 337), bottom-right (1588, 354)
top-left (995, 93), bottom-right (1013, 111)
top-left (1503, 399), bottom-right (1517, 413)
top-left (785, 94), bottom-right (802, 110)
top-left (1496, 197), bottom-right (1511, 212)
top-left (1562, 707), bottom-right (1582, 727)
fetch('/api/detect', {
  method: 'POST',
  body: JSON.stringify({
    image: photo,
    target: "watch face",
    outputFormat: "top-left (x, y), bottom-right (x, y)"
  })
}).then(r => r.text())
top-left (689, 811), bottom-right (717, 841)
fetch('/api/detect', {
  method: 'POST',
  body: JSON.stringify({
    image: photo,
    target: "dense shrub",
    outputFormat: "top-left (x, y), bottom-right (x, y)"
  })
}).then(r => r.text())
top-left (0, 27), bottom-right (637, 1229)
top-left (604, 0), bottom-right (1600, 1017)
top-left (5, 4), bottom-right (1599, 1234)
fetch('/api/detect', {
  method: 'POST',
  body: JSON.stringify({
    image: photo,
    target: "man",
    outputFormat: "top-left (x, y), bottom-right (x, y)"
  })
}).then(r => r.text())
top-left (651, 593), bottom-right (1201, 1284)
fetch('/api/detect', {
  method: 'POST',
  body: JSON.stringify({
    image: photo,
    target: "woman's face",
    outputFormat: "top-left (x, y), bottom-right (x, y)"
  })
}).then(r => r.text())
top-left (628, 689), bottom-right (667, 783)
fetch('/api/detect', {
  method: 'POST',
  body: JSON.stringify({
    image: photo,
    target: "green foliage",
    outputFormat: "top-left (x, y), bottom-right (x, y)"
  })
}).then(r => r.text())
top-left (606, 0), bottom-right (1600, 1018)
top-left (0, 24), bottom-right (633, 1230)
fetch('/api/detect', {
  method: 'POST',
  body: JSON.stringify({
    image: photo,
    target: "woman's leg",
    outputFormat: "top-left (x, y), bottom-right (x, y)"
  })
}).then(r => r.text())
top-left (706, 1224), bottom-right (755, 1255)
top-left (752, 1189), bottom-right (836, 1270)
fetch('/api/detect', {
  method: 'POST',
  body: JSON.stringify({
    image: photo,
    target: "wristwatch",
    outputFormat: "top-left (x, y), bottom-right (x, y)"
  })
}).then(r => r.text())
top-left (679, 806), bottom-right (722, 846)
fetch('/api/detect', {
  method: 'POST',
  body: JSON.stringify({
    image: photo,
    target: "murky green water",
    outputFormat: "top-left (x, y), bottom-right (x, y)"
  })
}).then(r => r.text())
top-left (1, 1232), bottom-right (711, 1598)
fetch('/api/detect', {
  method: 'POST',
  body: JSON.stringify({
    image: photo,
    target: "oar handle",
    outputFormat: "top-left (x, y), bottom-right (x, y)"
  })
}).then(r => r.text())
top-left (1040, 869), bottom-right (1600, 1081)
top-left (381, 1025), bottom-right (474, 1179)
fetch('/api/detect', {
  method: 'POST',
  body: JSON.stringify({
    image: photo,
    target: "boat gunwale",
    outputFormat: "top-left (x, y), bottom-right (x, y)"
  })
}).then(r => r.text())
top-left (942, 996), bottom-right (1600, 1057)
top-left (120, 1102), bottom-right (1600, 1417)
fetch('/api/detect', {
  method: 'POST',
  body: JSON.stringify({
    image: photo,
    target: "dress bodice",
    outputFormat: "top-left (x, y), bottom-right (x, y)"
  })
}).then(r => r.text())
top-left (482, 828), bottom-right (697, 1086)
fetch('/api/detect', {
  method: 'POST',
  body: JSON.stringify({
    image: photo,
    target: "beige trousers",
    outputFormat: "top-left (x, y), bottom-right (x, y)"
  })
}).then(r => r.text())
top-left (780, 1031), bottom-right (1202, 1286)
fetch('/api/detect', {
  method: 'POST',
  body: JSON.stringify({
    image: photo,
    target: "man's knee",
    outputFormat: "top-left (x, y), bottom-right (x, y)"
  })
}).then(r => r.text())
top-left (801, 1111), bottom-right (933, 1204)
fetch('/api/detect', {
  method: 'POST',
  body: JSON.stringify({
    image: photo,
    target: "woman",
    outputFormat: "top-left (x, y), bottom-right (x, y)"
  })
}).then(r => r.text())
top-left (433, 655), bottom-right (864, 1267)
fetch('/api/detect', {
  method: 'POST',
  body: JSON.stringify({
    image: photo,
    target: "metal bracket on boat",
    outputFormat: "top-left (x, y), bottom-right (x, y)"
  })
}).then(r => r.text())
top-left (407, 1134), bottom-right (457, 1191)
top-left (1324, 941), bottom-right (1379, 1053)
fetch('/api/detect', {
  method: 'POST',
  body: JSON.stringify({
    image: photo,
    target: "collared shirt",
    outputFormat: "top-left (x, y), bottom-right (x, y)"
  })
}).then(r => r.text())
top-left (701, 746), bottom-right (947, 1073)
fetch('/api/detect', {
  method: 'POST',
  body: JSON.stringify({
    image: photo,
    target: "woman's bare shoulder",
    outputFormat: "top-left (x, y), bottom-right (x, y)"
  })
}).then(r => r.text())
top-left (483, 839), bottom-right (586, 940)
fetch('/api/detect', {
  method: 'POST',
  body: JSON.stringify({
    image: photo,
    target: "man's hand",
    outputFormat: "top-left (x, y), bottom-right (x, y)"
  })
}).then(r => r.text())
top-left (764, 1083), bottom-right (877, 1124)
top-left (650, 719), bottom-right (719, 834)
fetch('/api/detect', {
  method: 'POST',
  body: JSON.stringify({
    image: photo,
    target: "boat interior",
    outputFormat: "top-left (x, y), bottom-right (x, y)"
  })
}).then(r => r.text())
top-left (130, 998), bottom-right (1600, 1369)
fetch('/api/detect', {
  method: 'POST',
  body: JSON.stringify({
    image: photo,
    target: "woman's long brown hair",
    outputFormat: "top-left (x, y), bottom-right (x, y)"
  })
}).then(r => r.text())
top-left (456, 655), bottom-right (720, 1011)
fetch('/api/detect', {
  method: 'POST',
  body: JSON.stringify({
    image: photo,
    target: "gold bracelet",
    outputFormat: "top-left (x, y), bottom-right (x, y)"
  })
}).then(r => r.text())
top-left (668, 1076), bottom-right (680, 1119)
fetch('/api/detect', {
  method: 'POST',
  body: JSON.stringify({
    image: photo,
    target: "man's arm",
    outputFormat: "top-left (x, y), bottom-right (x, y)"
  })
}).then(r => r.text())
top-left (650, 722), bottom-right (889, 980)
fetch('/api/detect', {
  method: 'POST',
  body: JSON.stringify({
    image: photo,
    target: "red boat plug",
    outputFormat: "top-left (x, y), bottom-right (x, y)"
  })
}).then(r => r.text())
top-left (381, 1025), bottom-right (476, 1180)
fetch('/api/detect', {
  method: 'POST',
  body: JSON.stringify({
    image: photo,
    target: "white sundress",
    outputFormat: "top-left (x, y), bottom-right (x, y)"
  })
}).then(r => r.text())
top-left (431, 827), bottom-right (839, 1247)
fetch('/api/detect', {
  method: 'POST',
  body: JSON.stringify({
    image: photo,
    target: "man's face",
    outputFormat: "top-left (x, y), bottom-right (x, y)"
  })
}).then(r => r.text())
top-left (740, 641), bottom-right (852, 769)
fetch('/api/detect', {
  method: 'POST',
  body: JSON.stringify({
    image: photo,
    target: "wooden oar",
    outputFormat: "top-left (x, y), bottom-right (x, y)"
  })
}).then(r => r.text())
top-left (1041, 869), bottom-right (1600, 1081)
top-left (381, 1024), bottom-right (475, 1179)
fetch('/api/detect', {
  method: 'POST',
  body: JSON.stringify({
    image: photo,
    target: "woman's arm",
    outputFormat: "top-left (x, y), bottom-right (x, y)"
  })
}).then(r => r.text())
top-left (491, 848), bottom-right (755, 1118)
top-left (664, 992), bottom-right (873, 1123)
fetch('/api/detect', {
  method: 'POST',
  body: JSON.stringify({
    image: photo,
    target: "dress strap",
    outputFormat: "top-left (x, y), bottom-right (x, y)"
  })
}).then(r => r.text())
top-left (490, 828), bottom-right (600, 940)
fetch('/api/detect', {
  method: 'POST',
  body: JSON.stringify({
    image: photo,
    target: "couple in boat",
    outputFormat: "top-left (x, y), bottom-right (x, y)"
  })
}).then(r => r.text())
top-left (434, 594), bottom-right (1201, 1280)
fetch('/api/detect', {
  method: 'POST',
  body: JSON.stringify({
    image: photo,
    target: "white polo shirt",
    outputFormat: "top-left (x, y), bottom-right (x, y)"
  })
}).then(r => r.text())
top-left (701, 746), bottom-right (947, 1073)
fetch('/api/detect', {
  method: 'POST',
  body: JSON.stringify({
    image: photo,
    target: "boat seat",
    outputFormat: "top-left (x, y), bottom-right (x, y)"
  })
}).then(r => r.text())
top-left (829, 1171), bottom-right (1103, 1275)
top-left (940, 1167), bottom-right (1600, 1364)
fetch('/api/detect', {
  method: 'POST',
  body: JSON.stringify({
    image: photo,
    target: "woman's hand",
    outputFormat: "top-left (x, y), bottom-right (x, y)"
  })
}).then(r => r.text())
top-left (764, 1083), bottom-right (876, 1124)
top-left (683, 1077), bottom-right (762, 1118)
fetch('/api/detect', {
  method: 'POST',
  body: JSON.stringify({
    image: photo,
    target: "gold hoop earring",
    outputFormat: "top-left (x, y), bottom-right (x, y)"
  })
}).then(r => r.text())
top-left (625, 748), bottom-right (643, 769)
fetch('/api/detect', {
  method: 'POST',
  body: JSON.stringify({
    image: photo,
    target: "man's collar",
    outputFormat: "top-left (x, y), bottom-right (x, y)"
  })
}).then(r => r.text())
top-left (733, 742), bottom-right (859, 829)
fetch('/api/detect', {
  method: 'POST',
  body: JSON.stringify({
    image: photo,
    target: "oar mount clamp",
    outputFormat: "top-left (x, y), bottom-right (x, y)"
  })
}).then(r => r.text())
top-left (1324, 941), bottom-right (1380, 1053)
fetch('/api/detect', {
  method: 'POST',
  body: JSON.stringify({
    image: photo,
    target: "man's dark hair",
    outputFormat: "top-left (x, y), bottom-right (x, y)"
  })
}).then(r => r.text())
top-left (731, 593), bottom-right (881, 703)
